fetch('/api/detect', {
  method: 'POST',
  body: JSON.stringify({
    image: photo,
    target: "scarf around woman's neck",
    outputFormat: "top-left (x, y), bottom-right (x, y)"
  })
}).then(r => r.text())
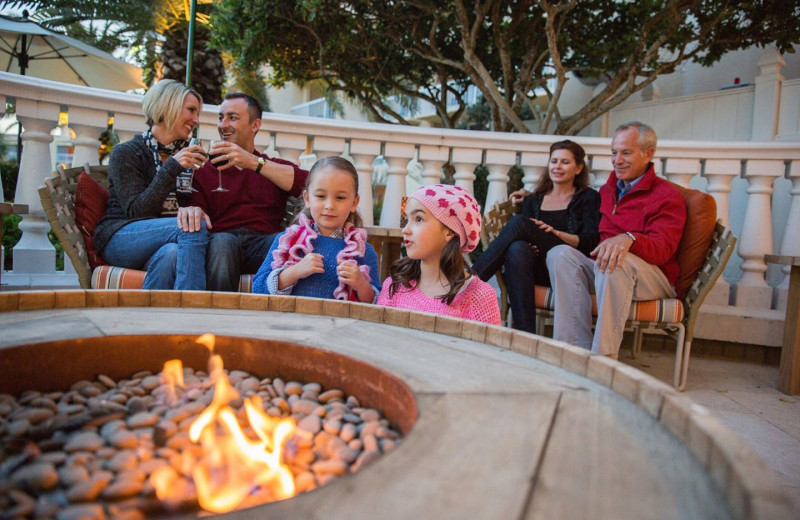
top-left (270, 213), bottom-right (371, 301)
top-left (141, 128), bottom-right (187, 166)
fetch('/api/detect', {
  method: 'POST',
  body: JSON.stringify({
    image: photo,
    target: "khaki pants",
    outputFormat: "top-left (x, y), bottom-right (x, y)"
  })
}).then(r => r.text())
top-left (546, 245), bottom-right (675, 355)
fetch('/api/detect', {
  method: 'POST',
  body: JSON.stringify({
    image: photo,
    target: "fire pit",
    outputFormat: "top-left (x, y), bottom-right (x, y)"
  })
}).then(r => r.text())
top-left (0, 333), bottom-right (416, 517)
top-left (0, 290), bottom-right (795, 520)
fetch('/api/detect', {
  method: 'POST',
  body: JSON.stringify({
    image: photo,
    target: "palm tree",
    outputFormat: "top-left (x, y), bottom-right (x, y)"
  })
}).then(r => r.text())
top-left (0, 0), bottom-right (227, 103)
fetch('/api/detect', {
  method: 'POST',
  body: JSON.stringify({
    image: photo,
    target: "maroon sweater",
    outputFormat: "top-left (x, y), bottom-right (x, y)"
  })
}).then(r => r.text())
top-left (190, 152), bottom-right (308, 235)
top-left (598, 164), bottom-right (686, 291)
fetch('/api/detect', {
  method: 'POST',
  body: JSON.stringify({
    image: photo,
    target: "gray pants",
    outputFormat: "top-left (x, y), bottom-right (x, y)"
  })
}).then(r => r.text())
top-left (546, 245), bottom-right (675, 355)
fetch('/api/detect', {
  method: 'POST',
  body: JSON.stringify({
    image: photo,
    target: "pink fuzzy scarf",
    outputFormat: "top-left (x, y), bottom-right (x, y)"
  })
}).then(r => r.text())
top-left (270, 214), bottom-right (371, 301)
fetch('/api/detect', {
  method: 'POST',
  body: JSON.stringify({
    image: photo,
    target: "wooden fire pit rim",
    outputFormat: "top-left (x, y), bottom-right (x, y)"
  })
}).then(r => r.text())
top-left (0, 289), bottom-right (792, 520)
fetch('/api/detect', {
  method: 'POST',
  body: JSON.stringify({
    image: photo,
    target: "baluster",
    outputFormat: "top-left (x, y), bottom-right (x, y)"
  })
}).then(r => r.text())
top-left (451, 147), bottom-right (481, 194)
top-left (776, 160), bottom-right (800, 310)
top-left (111, 112), bottom-right (144, 147)
top-left (68, 107), bottom-right (107, 167)
top-left (484, 150), bottom-right (517, 213)
top-left (737, 159), bottom-right (784, 308)
top-left (520, 151), bottom-right (548, 192)
top-left (298, 136), bottom-right (317, 170)
top-left (379, 143), bottom-right (415, 227)
top-left (419, 145), bottom-right (448, 186)
top-left (664, 158), bottom-right (700, 188)
top-left (11, 99), bottom-right (60, 281)
top-left (350, 139), bottom-right (381, 226)
top-left (274, 133), bottom-right (307, 168)
top-left (590, 154), bottom-right (613, 190)
top-left (314, 136), bottom-right (346, 158)
top-left (702, 159), bottom-right (741, 305)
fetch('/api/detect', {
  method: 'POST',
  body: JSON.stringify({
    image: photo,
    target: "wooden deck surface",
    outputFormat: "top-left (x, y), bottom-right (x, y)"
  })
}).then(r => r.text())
top-left (0, 292), bottom-right (796, 520)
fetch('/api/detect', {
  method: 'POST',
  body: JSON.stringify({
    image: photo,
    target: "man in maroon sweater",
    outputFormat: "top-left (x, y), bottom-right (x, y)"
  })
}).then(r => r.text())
top-left (546, 121), bottom-right (686, 358)
top-left (178, 93), bottom-right (308, 291)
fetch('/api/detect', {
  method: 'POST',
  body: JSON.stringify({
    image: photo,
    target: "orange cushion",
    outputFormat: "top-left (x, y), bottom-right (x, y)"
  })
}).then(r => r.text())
top-left (671, 183), bottom-right (716, 298)
top-left (74, 172), bottom-right (109, 269)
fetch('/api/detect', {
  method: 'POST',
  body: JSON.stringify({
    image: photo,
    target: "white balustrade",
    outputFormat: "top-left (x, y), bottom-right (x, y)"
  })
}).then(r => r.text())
top-left (4, 71), bottom-right (800, 348)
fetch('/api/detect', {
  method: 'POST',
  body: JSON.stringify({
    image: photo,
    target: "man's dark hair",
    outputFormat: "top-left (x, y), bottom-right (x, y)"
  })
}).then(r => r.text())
top-left (224, 93), bottom-right (263, 121)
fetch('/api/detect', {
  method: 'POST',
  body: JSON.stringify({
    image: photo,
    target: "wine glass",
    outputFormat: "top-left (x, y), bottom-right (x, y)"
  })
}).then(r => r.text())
top-left (208, 139), bottom-right (229, 192)
top-left (178, 137), bottom-right (201, 192)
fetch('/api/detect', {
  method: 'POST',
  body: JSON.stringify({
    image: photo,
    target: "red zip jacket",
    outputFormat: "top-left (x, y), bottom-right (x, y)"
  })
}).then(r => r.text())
top-left (598, 164), bottom-right (686, 291)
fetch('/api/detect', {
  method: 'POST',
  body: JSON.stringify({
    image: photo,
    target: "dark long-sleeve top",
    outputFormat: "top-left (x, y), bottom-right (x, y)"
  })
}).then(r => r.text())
top-left (94, 135), bottom-right (184, 255)
top-left (521, 187), bottom-right (601, 256)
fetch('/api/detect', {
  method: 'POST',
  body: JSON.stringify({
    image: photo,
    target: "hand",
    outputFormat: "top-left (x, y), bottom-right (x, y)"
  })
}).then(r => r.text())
top-left (509, 188), bottom-right (531, 205)
top-left (337, 259), bottom-right (373, 301)
top-left (293, 253), bottom-right (325, 279)
top-left (208, 141), bottom-right (254, 171)
top-left (530, 218), bottom-right (556, 235)
top-left (591, 233), bottom-right (634, 273)
top-left (177, 206), bottom-right (212, 232)
top-left (172, 144), bottom-right (207, 170)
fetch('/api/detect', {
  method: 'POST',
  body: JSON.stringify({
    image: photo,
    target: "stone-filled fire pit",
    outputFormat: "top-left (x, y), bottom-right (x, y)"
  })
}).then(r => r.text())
top-left (0, 290), bottom-right (795, 520)
top-left (0, 333), bottom-right (416, 518)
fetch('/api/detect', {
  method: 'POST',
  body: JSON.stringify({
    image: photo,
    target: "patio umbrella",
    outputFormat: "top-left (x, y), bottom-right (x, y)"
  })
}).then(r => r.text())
top-left (0, 14), bottom-right (144, 91)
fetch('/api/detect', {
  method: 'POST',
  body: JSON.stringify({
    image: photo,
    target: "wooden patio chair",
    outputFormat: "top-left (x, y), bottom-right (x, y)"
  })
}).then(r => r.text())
top-left (38, 164), bottom-right (256, 291)
top-left (480, 186), bottom-right (737, 391)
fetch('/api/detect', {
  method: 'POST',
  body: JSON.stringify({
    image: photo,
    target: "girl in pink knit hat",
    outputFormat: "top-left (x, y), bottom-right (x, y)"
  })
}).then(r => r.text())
top-left (377, 184), bottom-right (501, 325)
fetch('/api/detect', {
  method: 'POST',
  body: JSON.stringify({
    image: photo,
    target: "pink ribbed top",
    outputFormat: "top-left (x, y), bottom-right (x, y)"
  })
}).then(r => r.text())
top-left (377, 276), bottom-right (501, 325)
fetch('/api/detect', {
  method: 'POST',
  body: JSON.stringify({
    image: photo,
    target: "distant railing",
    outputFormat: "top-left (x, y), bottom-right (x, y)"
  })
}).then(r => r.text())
top-left (2, 71), bottom-right (799, 348)
top-left (290, 98), bottom-right (335, 119)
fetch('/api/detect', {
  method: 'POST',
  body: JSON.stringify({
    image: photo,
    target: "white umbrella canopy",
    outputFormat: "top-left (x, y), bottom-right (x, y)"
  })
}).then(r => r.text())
top-left (0, 15), bottom-right (144, 91)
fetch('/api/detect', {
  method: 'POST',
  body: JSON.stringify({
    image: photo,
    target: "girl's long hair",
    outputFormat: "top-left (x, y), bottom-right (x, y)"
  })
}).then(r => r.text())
top-left (533, 140), bottom-right (589, 196)
top-left (388, 233), bottom-right (469, 305)
top-left (295, 156), bottom-right (363, 228)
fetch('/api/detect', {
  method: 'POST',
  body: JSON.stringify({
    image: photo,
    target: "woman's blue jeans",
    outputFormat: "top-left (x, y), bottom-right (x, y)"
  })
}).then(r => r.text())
top-left (102, 218), bottom-right (209, 290)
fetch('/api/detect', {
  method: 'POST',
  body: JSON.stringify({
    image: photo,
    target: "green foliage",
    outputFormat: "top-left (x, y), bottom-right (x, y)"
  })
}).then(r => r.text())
top-left (211, 0), bottom-right (800, 135)
top-left (1, 160), bottom-right (18, 201)
top-left (1, 213), bottom-right (21, 270)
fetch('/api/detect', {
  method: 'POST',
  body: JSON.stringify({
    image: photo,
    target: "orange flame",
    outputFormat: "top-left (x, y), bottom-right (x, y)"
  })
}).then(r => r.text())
top-left (150, 334), bottom-right (297, 513)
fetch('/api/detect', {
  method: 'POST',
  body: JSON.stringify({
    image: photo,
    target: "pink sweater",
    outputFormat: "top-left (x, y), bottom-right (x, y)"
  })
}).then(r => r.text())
top-left (377, 276), bottom-right (501, 325)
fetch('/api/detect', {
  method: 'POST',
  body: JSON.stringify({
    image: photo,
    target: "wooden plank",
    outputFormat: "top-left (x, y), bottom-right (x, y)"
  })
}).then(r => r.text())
top-left (765, 254), bottom-right (800, 267)
top-left (298, 392), bottom-right (559, 520)
top-left (525, 392), bottom-right (731, 520)
top-left (778, 263), bottom-right (800, 394)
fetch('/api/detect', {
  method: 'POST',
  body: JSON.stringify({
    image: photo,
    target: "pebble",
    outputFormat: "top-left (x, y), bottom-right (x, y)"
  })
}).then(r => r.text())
top-left (65, 470), bottom-right (113, 501)
top-left (294, 471), bottom-right (317, 493)
top-left (340, 423), bottom-right (357, 442)
top-left (318, 389), bottom-right (344, 403)
top-left (108, 429), bottom-right (138, 450)
top-left (140, 375), bottom-right (161, 391)
top-left (65, 432), bottom-right (104, 453)
top-left (101, 477), bottom-right (143, 499)
top-left (97, 375), bottom-right (117, 389)
top-left (323, 418), bottom-right (342, 436)
top-left (297, 414), bottom-right (322, 434)
top-left (238, 377), bottom-right (260, 394)
top-left (360, 409), bottom-right (381, 422)
top-left (8, 419), bottom-right (30, 437)
top-left (363, 434), bottom-right (379, 452)
top-left (58, 403), bottom-right (85, 415)
top-left (127, 412), bottom-right (158, 429)
top-left (5, 489), bottom-right (35, 517)
top-left (35, 494), bottom-right (61, 517)
top-left (56, 503), bottom-right (107, 520)
top-left (284, 381), bottom-right (303, 396)
top-left (291, 399), bottom-right (319, 416)
top-left (272, 378), bottom-right (286, 397)
top-left (107, 450), bottom-right (138, 472)
top-left (11, 462), bottom-right (59, 491)
top-left (311, 459), bottom-right (348, 476)
top-left (58, 465), bottom-right (90, 486)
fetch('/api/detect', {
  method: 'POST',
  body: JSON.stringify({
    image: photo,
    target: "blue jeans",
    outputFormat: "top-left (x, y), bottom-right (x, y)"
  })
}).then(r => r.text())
top-left (206, 229), bottom-right (278, 291)
top-left (472, 214), bottom-right (564, 333)
top-left (102, 218), bottom-right (209, 290)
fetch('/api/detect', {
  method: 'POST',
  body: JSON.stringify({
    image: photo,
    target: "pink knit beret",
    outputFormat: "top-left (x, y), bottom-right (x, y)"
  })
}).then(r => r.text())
top-left (410, 184), bottom-right (482, 253)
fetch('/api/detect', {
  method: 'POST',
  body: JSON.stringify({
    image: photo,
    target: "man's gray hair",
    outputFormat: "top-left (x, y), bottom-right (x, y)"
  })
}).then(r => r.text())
top-left (614, 121), bottom-right (657, 151)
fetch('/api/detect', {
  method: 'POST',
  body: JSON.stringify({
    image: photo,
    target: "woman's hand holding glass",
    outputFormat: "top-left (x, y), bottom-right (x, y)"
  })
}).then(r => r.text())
top-left (172, 142), bottom-right (207, 171)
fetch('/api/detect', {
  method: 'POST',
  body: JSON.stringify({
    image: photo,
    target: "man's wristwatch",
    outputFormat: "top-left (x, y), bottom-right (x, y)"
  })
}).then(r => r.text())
top-left (625, 232), bottom-right (636, 245)
top-left (255, 156), bottom-right (266, 175)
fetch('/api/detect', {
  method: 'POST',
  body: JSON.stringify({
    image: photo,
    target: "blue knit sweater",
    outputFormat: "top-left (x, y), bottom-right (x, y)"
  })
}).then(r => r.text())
top-left (252, 232), bottom-right (380, 299)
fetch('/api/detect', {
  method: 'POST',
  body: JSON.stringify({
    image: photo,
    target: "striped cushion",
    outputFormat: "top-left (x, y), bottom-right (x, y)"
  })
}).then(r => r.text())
top-left (534, 285), bottom-right (684, 323)
top-left (91, 266), bottom-right (146, 289)
top-left (91, 266), bottom-right (253, 292)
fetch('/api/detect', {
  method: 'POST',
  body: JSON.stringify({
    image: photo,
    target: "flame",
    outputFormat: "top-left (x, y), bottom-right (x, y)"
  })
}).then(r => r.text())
top-left (150, 334), bottom-right (297, 513)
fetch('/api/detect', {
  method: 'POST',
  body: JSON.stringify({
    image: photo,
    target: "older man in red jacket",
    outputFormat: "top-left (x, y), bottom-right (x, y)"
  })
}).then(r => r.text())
top-left (546, 121), bottom-right (686, 358)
